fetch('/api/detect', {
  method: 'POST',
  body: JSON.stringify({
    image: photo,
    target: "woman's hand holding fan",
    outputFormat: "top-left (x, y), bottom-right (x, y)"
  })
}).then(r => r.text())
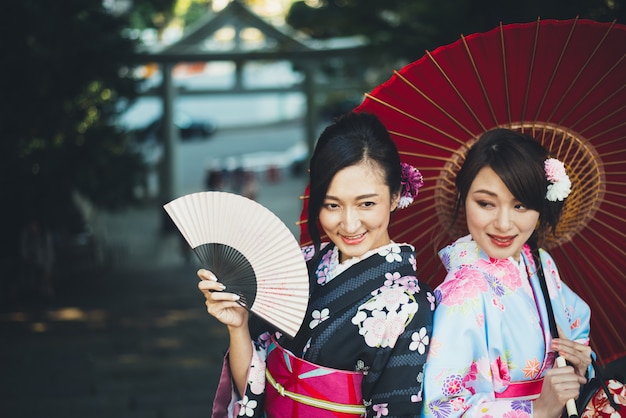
top-left (197, 268), bottom-right (249, 329)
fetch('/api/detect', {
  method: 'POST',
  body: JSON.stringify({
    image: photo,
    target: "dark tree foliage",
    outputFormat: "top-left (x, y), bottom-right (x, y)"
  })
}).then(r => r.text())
top-left (286, 0), bottom-right (624, 63)
top-left (0, 0), bottom-right (156, 260)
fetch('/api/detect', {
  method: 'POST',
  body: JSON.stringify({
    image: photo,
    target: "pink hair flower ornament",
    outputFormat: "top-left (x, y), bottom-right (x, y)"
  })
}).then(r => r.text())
top-left (398, 162), bottom-right (424, 209)
top-left (544, 158), bottom-right (572, 202)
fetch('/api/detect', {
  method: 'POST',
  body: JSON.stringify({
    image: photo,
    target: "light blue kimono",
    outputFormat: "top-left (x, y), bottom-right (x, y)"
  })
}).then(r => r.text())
top-left (423, 235), bottom-right (592, 417)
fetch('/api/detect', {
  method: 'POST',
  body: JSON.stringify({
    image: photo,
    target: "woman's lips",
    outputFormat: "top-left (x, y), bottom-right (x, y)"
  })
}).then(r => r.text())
top-left (341, 232), bottom-right (366, 245)
top-left (489, 234), bottom-right (515, 247)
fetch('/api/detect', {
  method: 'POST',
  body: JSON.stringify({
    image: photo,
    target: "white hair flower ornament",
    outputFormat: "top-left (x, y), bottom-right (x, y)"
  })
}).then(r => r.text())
top-left (398, 162), bottom-right (424, 209)
top-left (544, 158), bottom-right (571, 202)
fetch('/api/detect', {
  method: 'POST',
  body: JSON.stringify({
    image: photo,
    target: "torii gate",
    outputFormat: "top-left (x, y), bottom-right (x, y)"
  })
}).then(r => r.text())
top-left (133, 0), bottom-right (366, 201)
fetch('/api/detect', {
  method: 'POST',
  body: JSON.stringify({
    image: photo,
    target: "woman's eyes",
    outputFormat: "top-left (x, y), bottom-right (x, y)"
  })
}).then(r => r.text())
top-left (476, 200), bottom-right (528, 211)
top-left (322, 201), bottom-right (375, 209)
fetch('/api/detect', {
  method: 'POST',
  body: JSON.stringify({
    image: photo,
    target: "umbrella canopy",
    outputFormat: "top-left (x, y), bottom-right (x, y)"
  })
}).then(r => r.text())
top-left (299, 18), bottom-right (626, 364)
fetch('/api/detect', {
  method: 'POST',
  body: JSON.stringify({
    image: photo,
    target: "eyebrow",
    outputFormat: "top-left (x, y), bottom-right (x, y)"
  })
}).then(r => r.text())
top-left (325, 193), bottom-right (380, 200)
top-left (471, 189), bottom-right (498, 197)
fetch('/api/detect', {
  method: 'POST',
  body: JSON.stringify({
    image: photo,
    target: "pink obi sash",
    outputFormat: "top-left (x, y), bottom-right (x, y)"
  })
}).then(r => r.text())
top-left (494, 378), bottom-right (544, 400)
top-left (264, 337), bottom-right (365, 417)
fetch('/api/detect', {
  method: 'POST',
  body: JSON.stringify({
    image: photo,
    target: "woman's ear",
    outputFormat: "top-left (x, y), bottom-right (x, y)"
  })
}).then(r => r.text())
top-left (390, 190), bottom-right (401, 212)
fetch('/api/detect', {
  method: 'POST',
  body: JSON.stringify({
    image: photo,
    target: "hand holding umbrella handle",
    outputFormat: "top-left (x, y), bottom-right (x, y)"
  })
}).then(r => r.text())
top-left (556, 356), bottom-right (578, 418)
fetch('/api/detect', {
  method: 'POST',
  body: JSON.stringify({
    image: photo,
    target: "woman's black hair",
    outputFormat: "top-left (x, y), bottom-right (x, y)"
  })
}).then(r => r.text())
top-left (452, 128), bottom-right (566, 255)
top-left (306, 112), bottom-right (402, 263)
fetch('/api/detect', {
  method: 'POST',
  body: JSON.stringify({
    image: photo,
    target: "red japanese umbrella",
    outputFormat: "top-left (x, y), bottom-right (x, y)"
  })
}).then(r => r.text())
top-left (299, 18), bottom-right (626, 364)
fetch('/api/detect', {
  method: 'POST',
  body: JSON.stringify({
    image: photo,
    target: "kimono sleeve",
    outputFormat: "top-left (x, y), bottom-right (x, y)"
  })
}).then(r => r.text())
top-left (422, 273), bottom-right (531, 417)
top-left (211, 333), bottom-right (271, 418)
top-left (361, 279), bottom-right (436, 417)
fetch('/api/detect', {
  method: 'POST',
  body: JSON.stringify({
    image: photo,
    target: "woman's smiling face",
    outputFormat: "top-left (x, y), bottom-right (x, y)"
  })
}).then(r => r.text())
top-left (465, 166), bottom-right (540, 262)
top-left (319, 161), bottom-right (398, 263)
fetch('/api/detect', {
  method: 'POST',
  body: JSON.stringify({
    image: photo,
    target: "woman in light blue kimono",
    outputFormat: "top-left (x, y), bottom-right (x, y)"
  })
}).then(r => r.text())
top-left (423, 129), bottom-right (593, 418)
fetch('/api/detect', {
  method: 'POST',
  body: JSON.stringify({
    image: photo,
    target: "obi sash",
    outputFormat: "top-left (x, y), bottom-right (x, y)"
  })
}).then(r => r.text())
top-left (494, 378), bottom-right (544, 400)
top-left (264, 337), bottom-right (365, 417)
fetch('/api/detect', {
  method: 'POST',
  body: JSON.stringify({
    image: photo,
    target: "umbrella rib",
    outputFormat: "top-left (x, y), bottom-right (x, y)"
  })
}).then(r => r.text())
top-left (577, 103), bottom-right (626, 137)
top-left (583, 217), bottom-right (626, 261)
top-left (425, 49), bottom-right (488, 132)
top-left (391, 71), bottom-right (476, 138)
top-left (499, 22), bottom-right (512, 125)
top-left (522, 18), bottom-right (541, 122)
top-left (587, 120), bottom-right (626, 142)
top-left (533, 17), bottom-right (579, 121)
top-left (364, 93), bottom-right (468, 144)
top-left (461, 34), bottom-right (499, 126)
top-left (390, 130), bottom-right (466, 154)
top-left (556, 244), bottom-right (626, 363)
top-left (549, 20), bottom-right (618, 123)
top-left (569, 86), bottom-right (626, 132)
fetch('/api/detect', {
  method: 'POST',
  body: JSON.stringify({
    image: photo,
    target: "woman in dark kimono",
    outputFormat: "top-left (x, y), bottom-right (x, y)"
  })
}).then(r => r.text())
top-left (198, 112), bottom-right (435, 417)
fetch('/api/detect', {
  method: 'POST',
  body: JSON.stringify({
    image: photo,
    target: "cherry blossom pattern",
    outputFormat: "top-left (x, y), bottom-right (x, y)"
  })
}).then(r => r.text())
top-left (379, 244), bottom-right (402, 263)
top-left (238, 396), bottom-right (257, 417)
top-left (309, 308), bottom-right (330, 329)
top-left (373, 402), bottom-right (389, 417)
top-left (351, 273), bottom-right (420, 348)
top-left (409, 327), bottom-right (430, 354)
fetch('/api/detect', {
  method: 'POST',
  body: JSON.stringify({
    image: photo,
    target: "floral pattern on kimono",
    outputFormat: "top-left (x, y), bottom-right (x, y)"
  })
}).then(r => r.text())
top-left (212, 242), bottom-right (435, 417)
top-left (423, 235), bottom-right (592, 417)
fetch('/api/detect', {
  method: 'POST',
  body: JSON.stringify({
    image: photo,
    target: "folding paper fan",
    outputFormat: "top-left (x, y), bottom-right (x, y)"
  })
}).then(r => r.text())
top-left (163, 191), bottom-right (309, 337)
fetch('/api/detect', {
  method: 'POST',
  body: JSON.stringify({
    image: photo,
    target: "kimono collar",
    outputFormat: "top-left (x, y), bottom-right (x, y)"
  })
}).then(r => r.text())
top-left (438, 234), bottom-right (535, 276)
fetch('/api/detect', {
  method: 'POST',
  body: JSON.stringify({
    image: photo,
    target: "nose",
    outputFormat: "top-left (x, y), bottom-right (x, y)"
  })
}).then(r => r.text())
top-left (494, 208), bottom-right (513, 231)
top-left (341, 207), bottom-right (361, 233)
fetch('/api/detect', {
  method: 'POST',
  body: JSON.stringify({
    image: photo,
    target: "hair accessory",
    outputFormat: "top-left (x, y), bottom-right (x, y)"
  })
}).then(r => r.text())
top-left (544, 158), bottom-right (572, 202)
top-left (398, 162), bottom-right (424, 209)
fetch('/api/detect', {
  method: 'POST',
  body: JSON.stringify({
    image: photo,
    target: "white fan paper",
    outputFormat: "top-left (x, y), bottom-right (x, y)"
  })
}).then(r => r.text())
top-left (163, 191), bottom-right (309, 337)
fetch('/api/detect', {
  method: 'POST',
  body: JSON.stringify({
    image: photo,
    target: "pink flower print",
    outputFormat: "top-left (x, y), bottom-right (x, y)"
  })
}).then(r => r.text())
top-left (491, 296), bottom-right (505, 311)
top-left (309, 308), bottom-right (330, 329)
top-left (478, 258), bottom-right (521, 290)
top-left (503, 411), bottom-right (531, 418)
top-left (450, 397), bottom-right (466, 411)
top-left (358, 309), bottom-right (388, 347)
top-left (409, 253), bottom-right (417, 270)
top-left (461, 361), bottom-right (479, 395)
top-left (440, 267), bottom-right (488, 306)
top-left (411, 393), bottom-right (422, 403)
top-left (570, 318), bottom-right (581, 331)
top-left (475, 313), bottom-right (484, 327)
top-left (442, 374), bottom-right (463, 396)
top-left (384, 271), bottom-right (401, 287)
top-left (491, 356), bottom-right (511, 391)
top-left (427, 292), bottom-right (436, 311)
top-left (248, 361), bottom-right (266, 395)
top-left (380, 286), bottom-right (410, 312)
top-left (373, 403), bottom-right (389, 417)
